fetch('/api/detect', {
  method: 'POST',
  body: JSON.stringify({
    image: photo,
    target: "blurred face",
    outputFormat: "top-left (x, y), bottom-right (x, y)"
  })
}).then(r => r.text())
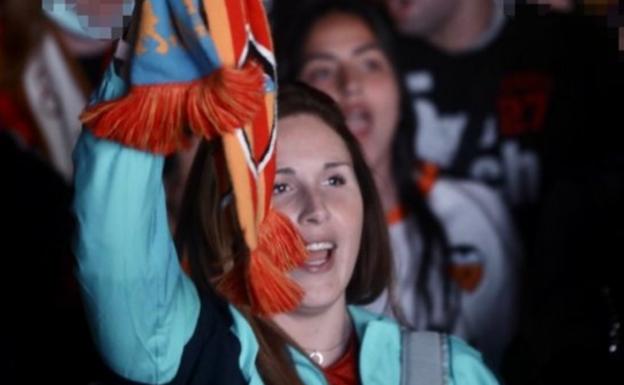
top-left (45, 0), bottom-right (131, 40)
top-left (299, 13), bottom-right (400, 172)
top-left (385, 0), bottom-right (459, 36)
top-left (273, 114), bottom-right (363, 312)
top-left (74, 0), bottom-right (125, 23)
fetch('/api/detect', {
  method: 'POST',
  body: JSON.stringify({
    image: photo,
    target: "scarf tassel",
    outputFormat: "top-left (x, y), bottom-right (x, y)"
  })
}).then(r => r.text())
top-left (218, 210), bottom-right (307, 315)
top-left (80, 61), bottom-right (265, 154)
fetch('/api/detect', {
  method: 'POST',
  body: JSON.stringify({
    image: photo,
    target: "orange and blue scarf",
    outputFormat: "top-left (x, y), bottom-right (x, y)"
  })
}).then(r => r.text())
top-left (81, 0), bottom-right (305, 315)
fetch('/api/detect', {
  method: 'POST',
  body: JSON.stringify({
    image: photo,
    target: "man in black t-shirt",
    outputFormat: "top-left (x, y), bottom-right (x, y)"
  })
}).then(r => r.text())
top-left (386, 0), bottom-right (544, 242)
top-left (385, 0), bottom-right (620, 251)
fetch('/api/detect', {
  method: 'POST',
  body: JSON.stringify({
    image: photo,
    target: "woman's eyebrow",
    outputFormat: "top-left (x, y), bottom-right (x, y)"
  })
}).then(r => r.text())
top-left (304, 42), bottom-right (381, 62)
top-left (302, 52), bottom-right (336, 62)
top-left (325, 161), bottom-right (352, 170)
top-left (276, 167), bottom-right (295, 175)
top-left (353, 42), bottom-right (381, 56)
top-left (276, 162), bottom-right (352, 174)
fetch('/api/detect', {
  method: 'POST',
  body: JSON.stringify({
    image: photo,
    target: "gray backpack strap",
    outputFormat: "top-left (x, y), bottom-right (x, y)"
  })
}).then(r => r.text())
top-left (400, 330), bottom-right (449, 385)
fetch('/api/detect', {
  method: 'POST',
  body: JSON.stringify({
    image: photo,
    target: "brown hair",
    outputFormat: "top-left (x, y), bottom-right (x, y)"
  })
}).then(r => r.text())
top-left (175, 83), bottom-right (393, 385)
top-left (0, 0), bottom-right (44, 88)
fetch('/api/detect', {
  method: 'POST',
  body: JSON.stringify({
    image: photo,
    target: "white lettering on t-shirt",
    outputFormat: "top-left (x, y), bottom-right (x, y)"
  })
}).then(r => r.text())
top-left (413, 99), bottom-right (468, 168)
top-left (406, 71), bottom-right (434, 94)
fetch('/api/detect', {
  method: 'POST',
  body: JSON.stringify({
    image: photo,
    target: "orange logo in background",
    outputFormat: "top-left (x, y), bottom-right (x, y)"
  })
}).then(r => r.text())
top-left (448, 246), bottom-right (484, 293)
top-left (448, 264), bottom-right (484, 292)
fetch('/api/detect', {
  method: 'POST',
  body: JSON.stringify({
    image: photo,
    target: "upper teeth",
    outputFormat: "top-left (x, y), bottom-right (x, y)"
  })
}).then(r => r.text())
top-left (306, 242), bottom-right (334, 252)
top-left (347, 112), bottom-right (367, 123)
top-left (347, 111), bottom-right (366, 120)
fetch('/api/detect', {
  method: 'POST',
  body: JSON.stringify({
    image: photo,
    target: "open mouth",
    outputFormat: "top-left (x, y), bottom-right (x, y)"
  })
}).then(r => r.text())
top-left (303, 241), bottom-right (336, 273)
top-left (343, 106), bottom-right (372, 139)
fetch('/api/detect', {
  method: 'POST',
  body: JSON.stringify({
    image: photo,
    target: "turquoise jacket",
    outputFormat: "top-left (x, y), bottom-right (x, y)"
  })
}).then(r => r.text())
top-left (73, 65), bottom-right (499, 385)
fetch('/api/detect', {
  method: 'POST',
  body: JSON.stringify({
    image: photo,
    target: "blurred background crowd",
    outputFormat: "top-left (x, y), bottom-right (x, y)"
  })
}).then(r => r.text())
top-left (2, 0), bottom-right (623, 384)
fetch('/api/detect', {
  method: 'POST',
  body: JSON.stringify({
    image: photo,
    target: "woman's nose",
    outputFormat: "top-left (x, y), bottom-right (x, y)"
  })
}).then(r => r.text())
top-left (298, 188), bottom-right (330, 225)
top-left (338, 65), bottom-right (362, 97)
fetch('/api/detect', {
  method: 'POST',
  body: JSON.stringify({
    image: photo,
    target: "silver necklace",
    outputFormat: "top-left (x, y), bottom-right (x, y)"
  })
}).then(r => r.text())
top-left (309, 351), bottom-right (326, 366)
top-left (305, 335), bottom-right (351, 366)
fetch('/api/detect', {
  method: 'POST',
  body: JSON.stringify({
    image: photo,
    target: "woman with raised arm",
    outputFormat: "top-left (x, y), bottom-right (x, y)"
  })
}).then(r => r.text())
top-left (74, 1), bottom-right (498, 384)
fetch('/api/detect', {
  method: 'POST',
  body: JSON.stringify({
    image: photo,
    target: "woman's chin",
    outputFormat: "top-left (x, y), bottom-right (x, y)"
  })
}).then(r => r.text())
top-left (292, 291), bottom-right (346, 316)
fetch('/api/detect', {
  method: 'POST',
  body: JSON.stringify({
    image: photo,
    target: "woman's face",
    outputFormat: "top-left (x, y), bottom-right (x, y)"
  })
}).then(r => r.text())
top-left (299, 12), bottom-right (400, 171)
top-left (273, 114), bottom-right (363, 312)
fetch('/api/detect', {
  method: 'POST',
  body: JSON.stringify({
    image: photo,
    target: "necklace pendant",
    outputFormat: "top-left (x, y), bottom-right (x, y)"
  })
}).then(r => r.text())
top-left (309, 350), bottom-right (324, 366)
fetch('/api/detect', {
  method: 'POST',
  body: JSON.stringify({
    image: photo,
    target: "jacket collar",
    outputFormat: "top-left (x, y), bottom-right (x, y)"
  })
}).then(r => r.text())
top-left (289, 306), bottom-right (401, 385)
top-left (230, 305), bottom-right (401, 385)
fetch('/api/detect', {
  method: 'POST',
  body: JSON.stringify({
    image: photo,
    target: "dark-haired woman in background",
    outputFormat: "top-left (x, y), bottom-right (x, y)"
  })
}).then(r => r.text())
top-left (274, 0), bottom-right (520, 369)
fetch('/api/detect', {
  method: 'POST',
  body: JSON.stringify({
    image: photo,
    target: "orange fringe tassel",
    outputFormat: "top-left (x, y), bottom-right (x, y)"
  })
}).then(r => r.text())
top-left (80, 61), bottom-right (265, 154)
top-left (217, 210), bottom-right (307, 315)
top-left (248, 249), bottom-right (304, 315)
top-left (257, 210), bottom-right (308, 271)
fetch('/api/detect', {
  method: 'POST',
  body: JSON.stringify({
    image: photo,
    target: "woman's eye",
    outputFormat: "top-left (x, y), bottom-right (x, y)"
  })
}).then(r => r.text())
top-left (361, 58), bottom-right (383, 72)
top-left (325, 175), bottom-right (346, 187)
top-left (273, 183), bottom-right (290, 195)
top-left (303, 66), bottom-right (335, 84)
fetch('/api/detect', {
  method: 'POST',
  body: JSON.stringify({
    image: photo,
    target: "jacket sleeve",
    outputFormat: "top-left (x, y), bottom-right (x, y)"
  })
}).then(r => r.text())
top-left (73, 64), bottom-right (200, 384)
